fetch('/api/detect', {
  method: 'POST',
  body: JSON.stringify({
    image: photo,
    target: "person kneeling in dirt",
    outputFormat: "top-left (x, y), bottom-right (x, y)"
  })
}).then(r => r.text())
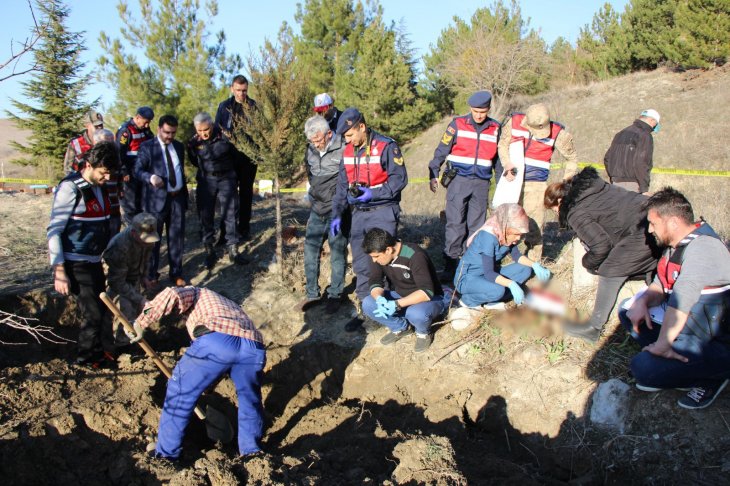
top-left (454, 204), bottom-right (550, 309)
top-left (102, 212), bottom-right (159, 349)
top-left (620, 188), bottom-right (730, 410)
top-left (361, 228), bottom-right (448, 353)
top-left (47, 141), bottom-right (120, 368)
top-left (133, 286), bottom-right (266, 459)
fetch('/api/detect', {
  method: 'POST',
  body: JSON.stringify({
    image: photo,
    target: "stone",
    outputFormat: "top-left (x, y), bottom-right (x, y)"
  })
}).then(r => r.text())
top-left (589, 379), bottom-right (631, 433)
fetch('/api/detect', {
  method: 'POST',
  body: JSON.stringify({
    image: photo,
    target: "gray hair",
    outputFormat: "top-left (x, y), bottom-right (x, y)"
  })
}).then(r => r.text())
top-left (93, 128), bottom-right (115, 143)
top-left (304, 115), bottom-right (330, 140)
top-left (193, 112), bottom-right (214, 127)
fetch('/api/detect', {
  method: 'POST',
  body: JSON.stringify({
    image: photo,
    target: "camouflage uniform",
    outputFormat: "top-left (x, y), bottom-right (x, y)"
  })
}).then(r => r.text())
top-left (102, 226), bottom-right (152, 344)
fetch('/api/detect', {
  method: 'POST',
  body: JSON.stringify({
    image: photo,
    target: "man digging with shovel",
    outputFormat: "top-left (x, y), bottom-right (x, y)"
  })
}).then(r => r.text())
top-left (123, 285), bottom-right (266, 460)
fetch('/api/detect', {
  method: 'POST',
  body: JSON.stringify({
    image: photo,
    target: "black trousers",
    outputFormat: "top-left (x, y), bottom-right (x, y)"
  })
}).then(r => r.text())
top-left (65, 261), bottom-right (107, 359)
top-left (220, 158), bottom-right (257, 239)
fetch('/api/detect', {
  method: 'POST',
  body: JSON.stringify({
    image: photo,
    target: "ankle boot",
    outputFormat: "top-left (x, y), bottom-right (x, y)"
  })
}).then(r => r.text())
top-left (204, 243), bottom-right (217, 269)
top-left (227, 245), bottom-right (249, 265)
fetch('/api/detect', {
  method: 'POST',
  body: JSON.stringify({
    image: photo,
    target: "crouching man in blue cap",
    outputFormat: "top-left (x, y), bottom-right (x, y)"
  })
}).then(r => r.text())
top-left (330, 108), bottom-right (408, 332)
top-left (361, 228), bottom-right (449, 353)
top-left (428, 91), bottom-right (500, 282)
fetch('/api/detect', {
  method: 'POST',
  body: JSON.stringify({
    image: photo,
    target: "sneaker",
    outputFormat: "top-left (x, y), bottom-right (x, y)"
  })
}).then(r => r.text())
top-left (324, 296), bottom-right (341, 314)
top-left (636, 383), bottom-right (691, 392)
top-left (677, 379), bottom-right (729, 410)
top-left (414, 334), bottom-right (433, 353)
top-left (228, 246), bottom-right (250, 265)
top-left (294, 296), bottom-right (319, 312)
top-left (481, 302), bottom-right (506, 311)
top-left (380, 327), bottom-right (414, 345)
top-left (562, 320), bottom-right (602, 343)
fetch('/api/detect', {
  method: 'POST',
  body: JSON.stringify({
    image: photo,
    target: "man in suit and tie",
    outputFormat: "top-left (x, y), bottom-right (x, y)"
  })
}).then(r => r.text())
top-left (135, 114), bottom-right (189, 287)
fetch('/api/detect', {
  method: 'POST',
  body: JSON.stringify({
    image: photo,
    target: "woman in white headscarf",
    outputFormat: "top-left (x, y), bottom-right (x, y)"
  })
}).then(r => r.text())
top-left (455, 203), bottom-right (551, 308)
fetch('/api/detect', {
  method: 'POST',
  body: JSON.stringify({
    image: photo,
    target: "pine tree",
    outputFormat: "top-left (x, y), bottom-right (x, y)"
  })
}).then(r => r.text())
top-left (576, 3), bottom-right (632, 79)
top-left (5, 0), bottom-right (91, 177)
top-left (671, 0), bottom-right (730, 68)
top-left (231, 27), bottom-right (311, 280)
top-left (98, 0), bottom-right (240, 137)
top-left (341, 15), bottom-right (436, 143)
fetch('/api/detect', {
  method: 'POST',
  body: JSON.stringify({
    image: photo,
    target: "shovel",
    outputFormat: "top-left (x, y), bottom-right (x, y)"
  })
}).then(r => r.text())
top-left (99, 292), bottom-right (234, 444)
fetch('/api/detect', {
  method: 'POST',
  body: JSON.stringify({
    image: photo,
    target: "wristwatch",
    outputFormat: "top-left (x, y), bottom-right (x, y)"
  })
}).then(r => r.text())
top-left (395, 300), bottom-right (402, 311)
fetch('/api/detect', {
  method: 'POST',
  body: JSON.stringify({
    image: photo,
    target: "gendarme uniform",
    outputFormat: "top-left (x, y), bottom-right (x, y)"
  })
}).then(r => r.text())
top-left (117, 107), bottom-right (155, 226)
top-left (428, 91), bottom-right (500, 274)
top-left (331, 108), bottom-right (408, 301)
top-left (187, 127), bottom-right (240, 249)
top-left (47, 173), bottom-right (111, 362)
top-left (497, 103), bottom-right (578, 259)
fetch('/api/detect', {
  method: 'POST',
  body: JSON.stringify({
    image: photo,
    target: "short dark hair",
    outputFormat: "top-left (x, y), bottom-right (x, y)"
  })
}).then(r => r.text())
top-left (158, 114), bottom-right (179, 128)
top-left (231, 74), bottom-right (249, 86)
top-left (84, 141), bottom-right (120, 171)
top-left (645, 187), bottom-right (694, 224)
top-left (362, 228), bottom-right (397, 254)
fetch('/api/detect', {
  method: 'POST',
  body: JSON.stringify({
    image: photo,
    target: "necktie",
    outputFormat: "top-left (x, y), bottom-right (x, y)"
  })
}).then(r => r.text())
top-left (165, 144), bottom-right (177, 189)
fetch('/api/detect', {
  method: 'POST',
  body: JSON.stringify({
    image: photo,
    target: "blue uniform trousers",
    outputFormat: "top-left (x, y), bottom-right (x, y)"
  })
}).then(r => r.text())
top-left (456, 263), bottom-right (531, 308)
top-left (199, 174), bottom-right (239, 246)
top-left (156, 332), bottom-right (266, 459)
top-left (304, 210), bottom-right (347, 299)
top-left (149, 193), bottom-right (186, 280)
top-left (618, 299), bottom-right (730, 390)
top-left (120, 177), bottom-right (142, 227)
top-left (362, 290), bottom-right (448, 335)
top-left (350, 205), bottom-right (400, 301)
top-left (444, 176), bottom-right (490, 259)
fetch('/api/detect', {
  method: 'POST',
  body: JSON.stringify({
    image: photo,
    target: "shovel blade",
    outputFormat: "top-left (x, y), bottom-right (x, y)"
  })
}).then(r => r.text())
top-left (204, 405), bottom-right (235, 444)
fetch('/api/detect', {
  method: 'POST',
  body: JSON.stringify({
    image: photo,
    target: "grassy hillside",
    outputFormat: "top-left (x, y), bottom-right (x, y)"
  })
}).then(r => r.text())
top-left (401, 66), bottom-right (730, 238)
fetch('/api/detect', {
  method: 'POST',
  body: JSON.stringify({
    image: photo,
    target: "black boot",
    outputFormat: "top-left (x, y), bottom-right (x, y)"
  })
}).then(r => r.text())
top-left (227, 245), bottom-right (250, 265)
top-left (439, 255), bottom-right (458, 283)
top-left (204, 243), bottom-right (217, 269)
top-left (562, 320), bottom-right (602, 343)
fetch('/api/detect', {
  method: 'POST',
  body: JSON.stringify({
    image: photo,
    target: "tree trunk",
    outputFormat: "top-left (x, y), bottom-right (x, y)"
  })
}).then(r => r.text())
top-left (274, 175), bottom-right (284, 281)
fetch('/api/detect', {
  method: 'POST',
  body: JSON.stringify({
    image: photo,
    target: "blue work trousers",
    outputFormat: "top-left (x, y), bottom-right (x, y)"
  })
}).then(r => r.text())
top-left (199, 174), bottom-right (239, 246)
top-left (304, 210), bottom-right (347, 299)
top-left (444, 176), bottom-right (490, 259)
top-left (350, 205), bottom-right (399, 301)
top-left (156, 332), bottom-right (266, 459)
top-left (362, 290), bottom-right (448, 335)
top-left (618, 306), bottom-right (730, 389)
top-left (456, 263), bottom-right (532, 308)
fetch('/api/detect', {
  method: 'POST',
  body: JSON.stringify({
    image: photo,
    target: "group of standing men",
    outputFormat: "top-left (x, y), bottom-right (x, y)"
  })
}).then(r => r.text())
top-left (48, 75), bottom-right (261, 366)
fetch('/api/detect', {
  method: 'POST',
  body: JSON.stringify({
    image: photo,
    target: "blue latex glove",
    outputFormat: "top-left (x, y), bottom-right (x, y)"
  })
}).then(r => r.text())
top-left (375, 296), bottom-right (388, 307)
top-left (354, 186), bottom-right (372, 203)
top-left (375, 299), bottom-right (397, 318)
top-left (531, 262), bottom-right (551, 283)
top-left (508, 281), bottom-right (525, 305)
top-left (330, 217), bottom-right (342, 236)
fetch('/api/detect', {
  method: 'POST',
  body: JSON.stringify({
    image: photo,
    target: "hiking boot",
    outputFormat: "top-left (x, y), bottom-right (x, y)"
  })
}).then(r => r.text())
top-left (324, 296), bottom-right (341, 314)
top-left (380, 327), bottom-right (414, 345)
top-left (204, 243), bottom-right (217, 269)
top-left (562, 320), bottom-right (602, 343)
top-left (677, 379), bottom-right (729, 410)
top-left (414, 333), bottom-right (433, 353)
top-left (294, 296), bottom-right (319, 312)
top-left (228, 245), bottom-right (250, 265)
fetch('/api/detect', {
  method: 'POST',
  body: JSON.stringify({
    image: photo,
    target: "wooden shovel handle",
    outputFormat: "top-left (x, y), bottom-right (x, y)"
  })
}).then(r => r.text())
top-left (99, 292), bottom-right (206, 420)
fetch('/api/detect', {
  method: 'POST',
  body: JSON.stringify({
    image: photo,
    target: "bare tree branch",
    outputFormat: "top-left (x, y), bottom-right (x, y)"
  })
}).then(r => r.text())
top-left (0, 310), bottom-right (75, 345)
top-left (0, 0), bottom-right (44, 82)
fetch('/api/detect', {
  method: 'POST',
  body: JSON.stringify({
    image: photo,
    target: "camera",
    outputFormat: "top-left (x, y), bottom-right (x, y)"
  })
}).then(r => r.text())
top-left (349, 182), bottom-right (366, 198)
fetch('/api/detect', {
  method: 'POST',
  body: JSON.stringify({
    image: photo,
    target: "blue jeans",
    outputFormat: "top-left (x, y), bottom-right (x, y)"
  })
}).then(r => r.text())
top-left (618, 305), bottom-right (730, 389)
top-left (156, 332), bottom-right (266, 458)
top-left (456, 263), bottom-right (532, 308)
top-left (304, 210), bottom-right (347, 299)
top-left (361, 290), bottom-right (448, 335)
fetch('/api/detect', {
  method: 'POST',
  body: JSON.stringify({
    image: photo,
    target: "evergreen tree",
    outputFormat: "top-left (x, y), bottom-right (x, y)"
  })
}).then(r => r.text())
top-left (671, 0), bottom-right (730, 68)
top-left (5, 0), bottom-right (91, 177)
top-left (98, 0), bottom-right (240, 137)
top-left (340, 14), bottom-right (436, 142)
top-left (576, 2), bottom-right (632, 79)
top-left (231, 27), bottom-right (311, 280)
top-left (622, 0), bottom-right (677, 70)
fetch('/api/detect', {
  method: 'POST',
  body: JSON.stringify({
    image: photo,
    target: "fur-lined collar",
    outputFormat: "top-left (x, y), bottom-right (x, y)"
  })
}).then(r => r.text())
top-left (558, 167), bottom-right (606, 227)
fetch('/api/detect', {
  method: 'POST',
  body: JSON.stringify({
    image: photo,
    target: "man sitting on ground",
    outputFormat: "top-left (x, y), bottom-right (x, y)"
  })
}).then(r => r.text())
top-left (621, 188), bottom-right (730, 410)
top-left (361, 228), bottom-right (448, 353)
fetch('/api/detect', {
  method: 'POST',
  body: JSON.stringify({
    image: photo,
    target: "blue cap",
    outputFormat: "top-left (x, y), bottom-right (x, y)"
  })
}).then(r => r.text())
top-left (136, 106), bottom-right (155, 120)
top-left (336, 107), bottom-right (365, 135)
top-left (467, 91), bottom-right (492, 109)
